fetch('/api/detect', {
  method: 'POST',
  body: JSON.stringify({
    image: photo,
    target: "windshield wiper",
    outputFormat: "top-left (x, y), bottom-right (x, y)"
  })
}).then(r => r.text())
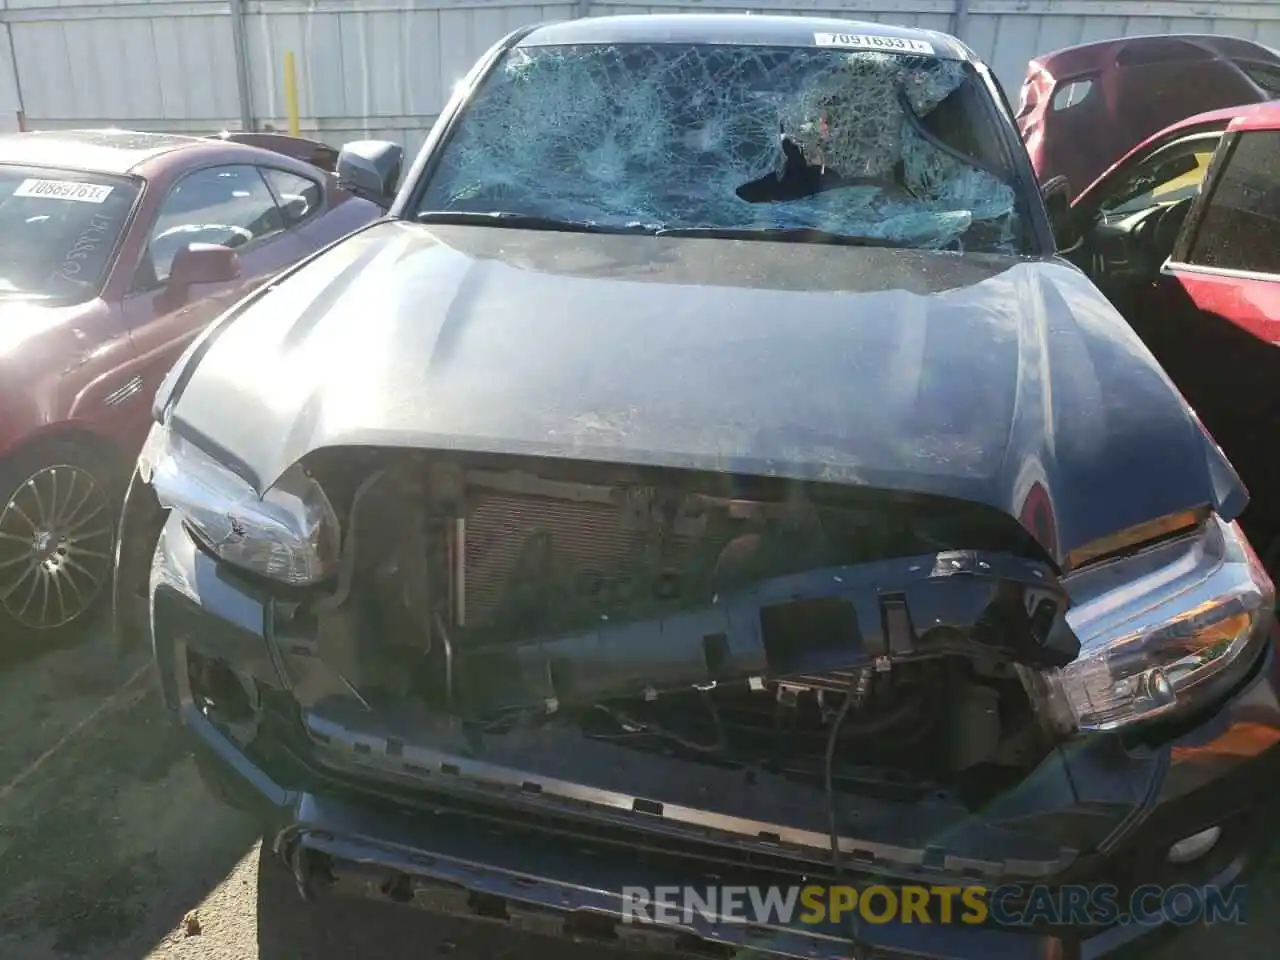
top-left (652, 226), bottom-right (914, 249)
top-left (415, 210), bottom-right (656, 235)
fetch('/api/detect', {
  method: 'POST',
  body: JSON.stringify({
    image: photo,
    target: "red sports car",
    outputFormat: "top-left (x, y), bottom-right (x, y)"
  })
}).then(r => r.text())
top-left (1050, 100), bottom-right (1280, 575)
top-left (0, 129), bottom-right (383, 643)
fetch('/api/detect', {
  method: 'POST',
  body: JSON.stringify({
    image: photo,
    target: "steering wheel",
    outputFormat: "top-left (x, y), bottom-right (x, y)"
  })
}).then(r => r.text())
top-left (1148, 196), bottom-right (1195, 264)
top-left (1090, 200), bottom-right (1188, 282)
top-left (153, 223), bottom-right (254, 247)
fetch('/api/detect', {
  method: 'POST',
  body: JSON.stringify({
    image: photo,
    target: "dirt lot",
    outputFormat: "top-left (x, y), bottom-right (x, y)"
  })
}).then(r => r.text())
top-left (1, 624), bottom-right (1276, 960)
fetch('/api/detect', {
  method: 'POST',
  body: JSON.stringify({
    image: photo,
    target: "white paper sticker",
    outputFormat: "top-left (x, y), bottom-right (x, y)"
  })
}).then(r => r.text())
top-left (12, 178), bottom-right (115, 203)
top-left (814, 33), bottom-right (936, 56)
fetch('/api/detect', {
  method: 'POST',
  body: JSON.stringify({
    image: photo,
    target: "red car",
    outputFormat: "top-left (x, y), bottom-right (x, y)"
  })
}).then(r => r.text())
top-left (0, 129), bottom-right (382, 642)
top-left (1017, 34), bottom-right (1280, 196)
top-left (1051, 100), bottom-right (1280, 574)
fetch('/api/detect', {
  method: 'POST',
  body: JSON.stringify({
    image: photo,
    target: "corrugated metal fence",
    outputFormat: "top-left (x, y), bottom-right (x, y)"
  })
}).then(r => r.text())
top-left (1, 0), bottom-right (1278, 152)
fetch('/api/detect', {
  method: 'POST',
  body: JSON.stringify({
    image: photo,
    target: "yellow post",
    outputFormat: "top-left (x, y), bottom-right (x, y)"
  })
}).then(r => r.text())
top-left (283, 50), bottom-right (300, 137)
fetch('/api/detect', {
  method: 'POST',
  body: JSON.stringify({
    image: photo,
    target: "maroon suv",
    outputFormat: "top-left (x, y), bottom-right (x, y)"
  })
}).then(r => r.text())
top-left (0, 129), bottom-right (382, 643)
top-left (1017, 34), bottom-right (1280, 196)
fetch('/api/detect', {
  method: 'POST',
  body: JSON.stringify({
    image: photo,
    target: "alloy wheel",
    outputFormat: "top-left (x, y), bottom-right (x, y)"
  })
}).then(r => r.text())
top-left (0, 464), bottom-right (113, 630)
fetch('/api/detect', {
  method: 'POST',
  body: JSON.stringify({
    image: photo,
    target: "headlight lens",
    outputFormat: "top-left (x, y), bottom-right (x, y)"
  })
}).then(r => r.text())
top-left (1049, 515), bottom-right (1274, 731)
top-left (141, 422), bottom-right (339, 585)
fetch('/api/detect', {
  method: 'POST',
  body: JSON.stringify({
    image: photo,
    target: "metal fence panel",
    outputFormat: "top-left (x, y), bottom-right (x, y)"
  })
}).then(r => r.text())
top-left (0, 21), bottom-right (21, 128)
top-left (584, 0), bottom-right (1280, 91)
top-left (0, 0), bottom-right (241, 133)
top-left (244, 0), bottom-right (577, 157)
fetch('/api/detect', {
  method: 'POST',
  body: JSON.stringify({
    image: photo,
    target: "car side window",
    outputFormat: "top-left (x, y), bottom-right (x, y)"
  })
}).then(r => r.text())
top-left (260, 167), bottom-right (323, 227)
top-left (1185, 130), bottom-right (1280, 276)
top-left (1097, 138), bottom-right (1219, 218)
top-left (1235, 60), bottom-right (1280, 97)
top-left (1051, 78), bottom-right (1094, 113)
top-left (136, 164), bottom-right (284, 288)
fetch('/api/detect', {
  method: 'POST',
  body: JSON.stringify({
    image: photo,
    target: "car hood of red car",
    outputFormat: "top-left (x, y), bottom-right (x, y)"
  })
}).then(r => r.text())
top-left (0, 295), bottom-right (105, 366)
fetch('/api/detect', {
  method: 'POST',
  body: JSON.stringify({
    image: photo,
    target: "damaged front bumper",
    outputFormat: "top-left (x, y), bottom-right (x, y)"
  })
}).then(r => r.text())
top-left (133, 498), bottom-right (1280, 960)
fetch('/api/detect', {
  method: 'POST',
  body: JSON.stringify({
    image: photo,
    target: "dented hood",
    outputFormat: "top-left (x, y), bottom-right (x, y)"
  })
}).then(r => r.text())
top-left (165, 220), bottom-right (1243, 567)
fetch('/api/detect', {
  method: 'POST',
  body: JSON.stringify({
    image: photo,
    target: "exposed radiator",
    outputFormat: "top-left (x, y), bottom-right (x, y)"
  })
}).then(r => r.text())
top-left (461, 493), bottom-right (702, 628)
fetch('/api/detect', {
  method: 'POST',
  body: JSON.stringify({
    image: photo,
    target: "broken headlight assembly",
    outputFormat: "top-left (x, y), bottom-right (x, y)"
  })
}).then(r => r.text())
top-left (1049, 515), bottom-right (1275, 732)
top-left (140, 421), bottom-right (339, 586)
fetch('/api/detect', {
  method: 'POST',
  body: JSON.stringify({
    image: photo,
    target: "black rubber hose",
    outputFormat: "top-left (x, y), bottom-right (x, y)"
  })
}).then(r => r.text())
top-left (593, 690), bottom-right (727, 755)
top-left (824, 676), bottom-right (868, 954)
top-left (833, 689), bottom-right (923, 738)
top-left (824, 685), bottom-right (855, 877)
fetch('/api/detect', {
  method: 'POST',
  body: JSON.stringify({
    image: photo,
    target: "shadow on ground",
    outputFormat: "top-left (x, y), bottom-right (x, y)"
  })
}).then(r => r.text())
top-left (0, 655), bottom-right (260, 960)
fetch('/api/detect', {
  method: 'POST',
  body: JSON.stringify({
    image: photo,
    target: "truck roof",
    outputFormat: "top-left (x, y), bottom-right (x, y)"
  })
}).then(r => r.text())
top-left (521, 14), bottom-right (971, 61)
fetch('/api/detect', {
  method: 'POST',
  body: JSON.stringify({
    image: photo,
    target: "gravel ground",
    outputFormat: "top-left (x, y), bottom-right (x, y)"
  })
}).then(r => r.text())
top-left (0, 624), bottom-right (1276, 960)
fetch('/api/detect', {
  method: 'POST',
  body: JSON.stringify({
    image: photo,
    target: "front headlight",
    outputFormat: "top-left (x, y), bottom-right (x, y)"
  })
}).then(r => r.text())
top-left (140, 421), bottom-right (339, 586)
top-left (1049, 515), bottom-right (1274, 731)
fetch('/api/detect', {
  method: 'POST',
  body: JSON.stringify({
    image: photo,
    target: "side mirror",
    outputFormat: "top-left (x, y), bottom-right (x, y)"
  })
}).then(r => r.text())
top-left (337, 140), bottom-right (404, 209)
top-left (167, 243), bottom-right (239, 301)
top-left (1040, 175), bottom-right (1080, 251)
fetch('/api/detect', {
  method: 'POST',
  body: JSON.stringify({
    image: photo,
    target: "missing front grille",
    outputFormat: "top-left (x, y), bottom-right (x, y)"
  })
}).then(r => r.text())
top-left (759, 597), bottom-right (860, 671)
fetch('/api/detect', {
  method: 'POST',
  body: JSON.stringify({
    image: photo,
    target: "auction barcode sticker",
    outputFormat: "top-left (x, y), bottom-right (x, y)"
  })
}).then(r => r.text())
top-left (12, 179), bottom-right (115, 203)
top-left (814, 33), bottom-right (935, 56)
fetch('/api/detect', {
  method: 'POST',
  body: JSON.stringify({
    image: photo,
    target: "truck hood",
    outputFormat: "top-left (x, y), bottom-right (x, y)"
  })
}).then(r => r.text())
top-left (165, 220), bottom-right (1243, 567)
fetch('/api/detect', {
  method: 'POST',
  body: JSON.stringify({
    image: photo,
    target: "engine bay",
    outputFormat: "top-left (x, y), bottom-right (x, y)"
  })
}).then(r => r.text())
top-left (296, 452), bottom-right (1079, 810)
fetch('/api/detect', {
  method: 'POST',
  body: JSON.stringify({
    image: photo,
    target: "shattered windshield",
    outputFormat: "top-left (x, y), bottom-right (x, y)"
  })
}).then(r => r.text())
top-left (418, 42), bottom-right (1029, 253)
top-left (0, 165), bottom-right (138, 301)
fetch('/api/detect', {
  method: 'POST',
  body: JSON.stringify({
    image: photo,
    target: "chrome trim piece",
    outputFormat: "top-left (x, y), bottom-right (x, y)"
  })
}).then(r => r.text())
top-left (104, 374), bottom-right (144, 407)
top-left (1164, 259), bottom-right (1280, 285)
top-left (1064, 507), bottom-right (1207, 571)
